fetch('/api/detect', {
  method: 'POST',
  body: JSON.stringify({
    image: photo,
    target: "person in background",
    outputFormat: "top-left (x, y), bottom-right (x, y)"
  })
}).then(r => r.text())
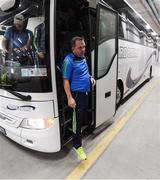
top-left (62, 36), bottom-right (96, 161)
top-left (2, 14), bottom-right (33, 65)
top-left (33, 21), bottom-right (45, 64)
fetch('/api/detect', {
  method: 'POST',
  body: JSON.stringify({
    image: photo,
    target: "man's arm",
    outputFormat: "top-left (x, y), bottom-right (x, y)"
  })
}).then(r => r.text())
top-left (63, 79), bottom-right (76, 108)
top-left (21, 31), bottom-right (33, 51)
top-left (2, 27), bottom-right (11, 53)
top-left (2, 37), bottom-right (9, 53)
top-left (26, 38), bottom-right (33, 50)
top-left (22, 37), bottom-right (32, 51)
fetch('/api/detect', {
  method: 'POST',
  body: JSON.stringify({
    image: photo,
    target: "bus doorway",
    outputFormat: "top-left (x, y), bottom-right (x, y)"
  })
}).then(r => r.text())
top-left (55, 0), bottom-right (94, 146)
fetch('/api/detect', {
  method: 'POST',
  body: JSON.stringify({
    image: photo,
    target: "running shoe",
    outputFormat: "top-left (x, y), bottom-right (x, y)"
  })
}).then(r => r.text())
top-left (74, 146), bottom-right (87, 160)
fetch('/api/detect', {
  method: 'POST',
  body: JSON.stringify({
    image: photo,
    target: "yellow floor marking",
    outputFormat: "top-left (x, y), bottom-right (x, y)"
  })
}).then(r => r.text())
top-left (66, 80), bottom-right (160, 180)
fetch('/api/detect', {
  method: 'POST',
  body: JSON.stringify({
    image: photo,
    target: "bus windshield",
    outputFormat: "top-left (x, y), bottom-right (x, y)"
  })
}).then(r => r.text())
top-left (0, 0), bottom-right (52, 93)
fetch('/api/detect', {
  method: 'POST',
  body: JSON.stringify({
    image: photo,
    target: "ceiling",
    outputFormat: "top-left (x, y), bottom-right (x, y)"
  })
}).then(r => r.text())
top-left (152, 0), bottom-right (160, 23)
top-left (126, 0), bottom-right (160, 35)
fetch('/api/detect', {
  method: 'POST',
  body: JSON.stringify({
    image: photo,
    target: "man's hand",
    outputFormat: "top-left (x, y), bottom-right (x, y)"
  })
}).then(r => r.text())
top-left (64, 79), bottom-right (76, 108)
top-left (90, 77), bottom-right (96, 86)
top-left (38, 52), bottom-right (45, 59)
top-left (14, 48), bottom-right (21, 53)
top-left (2, 49), bottom-right (8, 54)
top-left (20, 46), bottom-right (27, 51)
top-left (68, 97), bottom-right (76, 109)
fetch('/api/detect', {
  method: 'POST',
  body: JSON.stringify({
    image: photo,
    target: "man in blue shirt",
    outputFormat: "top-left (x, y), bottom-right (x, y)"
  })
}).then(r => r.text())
top-left (2, 14), bottom-right (33, 65)
top-left (62, 36), bottom-right (95, 160)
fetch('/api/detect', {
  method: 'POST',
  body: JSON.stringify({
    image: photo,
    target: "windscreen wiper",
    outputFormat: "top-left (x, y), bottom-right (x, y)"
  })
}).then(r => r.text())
top-left (0, 85), bottom-right (32, 101)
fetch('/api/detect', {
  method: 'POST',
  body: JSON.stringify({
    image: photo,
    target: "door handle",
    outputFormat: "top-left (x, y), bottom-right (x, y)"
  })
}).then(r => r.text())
top-left (105, 91), bottom-right (111, 98)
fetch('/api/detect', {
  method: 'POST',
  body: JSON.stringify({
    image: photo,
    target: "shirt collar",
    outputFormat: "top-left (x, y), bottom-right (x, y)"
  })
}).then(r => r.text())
top-left (72, 53), bottom-right (85, 61)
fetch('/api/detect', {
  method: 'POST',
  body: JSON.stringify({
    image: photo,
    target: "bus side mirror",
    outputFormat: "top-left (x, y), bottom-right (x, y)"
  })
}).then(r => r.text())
top-left (0, 0), bottom-right (20, 12)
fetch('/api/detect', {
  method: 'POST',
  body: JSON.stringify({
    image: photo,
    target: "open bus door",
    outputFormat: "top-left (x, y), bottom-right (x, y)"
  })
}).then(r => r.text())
top-left (94, 3), bottom-right (118, 127)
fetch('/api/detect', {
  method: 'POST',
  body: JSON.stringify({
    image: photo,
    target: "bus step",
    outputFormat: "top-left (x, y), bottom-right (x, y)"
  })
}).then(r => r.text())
top-left (68, 125), bottom-right (88, 133)
top-left (92, 120), bottom-right (113, 137)
top-left (60, 118), bottom-right (72, 127)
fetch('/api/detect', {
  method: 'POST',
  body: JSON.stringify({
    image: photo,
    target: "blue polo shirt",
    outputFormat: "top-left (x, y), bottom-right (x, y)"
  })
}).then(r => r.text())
top-left (4, 26), bottom-right (33, 49)
top-left (62, 53), bottom-right (90, 92)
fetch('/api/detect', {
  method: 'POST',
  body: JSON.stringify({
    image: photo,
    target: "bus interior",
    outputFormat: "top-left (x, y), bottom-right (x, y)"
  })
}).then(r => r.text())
top-left (55, 0), bottom-right (96, 145)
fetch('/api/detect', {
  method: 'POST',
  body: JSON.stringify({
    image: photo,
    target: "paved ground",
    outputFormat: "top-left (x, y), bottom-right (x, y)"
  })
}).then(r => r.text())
top-left (85, 78), bottom-right (160, 179)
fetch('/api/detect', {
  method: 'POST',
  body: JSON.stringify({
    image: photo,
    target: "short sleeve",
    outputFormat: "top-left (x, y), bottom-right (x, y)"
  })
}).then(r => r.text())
top-left (62, 58), bottom-right (72, 80)
top-left (27, 30), bottom-right (33, 40)
top-left (4, 27), bottom-right (12, 40)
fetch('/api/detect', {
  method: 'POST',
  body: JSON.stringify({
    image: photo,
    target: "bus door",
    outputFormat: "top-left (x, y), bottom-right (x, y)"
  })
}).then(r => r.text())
top-left (94, 4), bottom-right (118, 127)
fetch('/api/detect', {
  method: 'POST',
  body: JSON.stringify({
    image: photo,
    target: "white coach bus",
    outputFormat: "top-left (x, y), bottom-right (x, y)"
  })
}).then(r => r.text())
top-left (0, 0), bottom-right (157, 152)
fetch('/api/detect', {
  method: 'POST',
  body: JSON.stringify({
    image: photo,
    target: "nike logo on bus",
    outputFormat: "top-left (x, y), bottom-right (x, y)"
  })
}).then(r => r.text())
top-left (7, 105), bottom-right (36, 111)
top-left (126, 51), bottom-right (156, 89)
top-left (126, 68), bottom-right (144, 89)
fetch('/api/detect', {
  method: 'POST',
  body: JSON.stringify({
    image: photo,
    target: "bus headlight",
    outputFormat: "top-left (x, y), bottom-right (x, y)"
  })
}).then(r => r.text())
top-left (20, 118), bottom-right (55, 129)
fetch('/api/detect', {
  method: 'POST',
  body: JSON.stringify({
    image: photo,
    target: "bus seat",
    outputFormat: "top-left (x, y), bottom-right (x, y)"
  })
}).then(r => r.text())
top-left (27, 16), bottom-right (44, 33)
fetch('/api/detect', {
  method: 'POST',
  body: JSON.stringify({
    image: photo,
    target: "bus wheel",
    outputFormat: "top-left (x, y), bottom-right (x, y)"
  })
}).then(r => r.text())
top-left (116, 82), bottom-right (123, 105)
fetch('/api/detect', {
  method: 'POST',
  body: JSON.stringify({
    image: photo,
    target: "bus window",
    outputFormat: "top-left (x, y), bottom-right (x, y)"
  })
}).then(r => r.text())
top-left (0, 0), bottom-right (52, 93)
top-left (89, 9), bottom-right (96, 51)
top-left (119, 18), bottom-right (124, 39)
top-left (127, 21), bottom-right (141, 44)
top-left (97, 7), bottom-right (117, 78)
top-left (56, 0), bottom-right (89, 68)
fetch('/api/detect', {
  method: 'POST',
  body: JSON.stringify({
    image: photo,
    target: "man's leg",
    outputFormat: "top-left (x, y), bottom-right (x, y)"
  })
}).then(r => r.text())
top-left (72, 92), bottom-right (88, 160)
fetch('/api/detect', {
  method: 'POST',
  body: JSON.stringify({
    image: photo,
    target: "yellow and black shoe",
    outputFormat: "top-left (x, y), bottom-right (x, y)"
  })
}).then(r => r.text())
top-left (74, 146), bottom-right (87, 161)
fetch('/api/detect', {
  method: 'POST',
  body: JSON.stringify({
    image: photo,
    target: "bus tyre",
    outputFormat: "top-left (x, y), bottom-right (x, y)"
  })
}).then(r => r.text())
top-left (116, 82), bottom-right (123, 106)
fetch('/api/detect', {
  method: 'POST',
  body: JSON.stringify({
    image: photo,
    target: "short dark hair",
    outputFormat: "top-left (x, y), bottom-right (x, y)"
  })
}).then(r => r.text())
top-left (71, 36), bottom-right (84, 48)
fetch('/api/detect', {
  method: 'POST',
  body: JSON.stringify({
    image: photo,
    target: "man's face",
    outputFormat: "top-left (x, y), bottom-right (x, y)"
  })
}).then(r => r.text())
top-left (15, 23), bottom-right (24, 31)
top-left (72, 40), bottom-right (86, 57)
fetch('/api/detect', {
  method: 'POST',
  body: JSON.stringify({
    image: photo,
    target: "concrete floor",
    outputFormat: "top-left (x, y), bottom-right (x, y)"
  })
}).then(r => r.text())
top-left (85, 79), bottom-right (160, 179)
top-left (1, 62), bottom-right (160, 179)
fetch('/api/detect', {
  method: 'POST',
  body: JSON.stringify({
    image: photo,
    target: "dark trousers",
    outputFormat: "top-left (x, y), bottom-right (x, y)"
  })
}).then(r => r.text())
top-left (72, 92), bottom-right (88, 149)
